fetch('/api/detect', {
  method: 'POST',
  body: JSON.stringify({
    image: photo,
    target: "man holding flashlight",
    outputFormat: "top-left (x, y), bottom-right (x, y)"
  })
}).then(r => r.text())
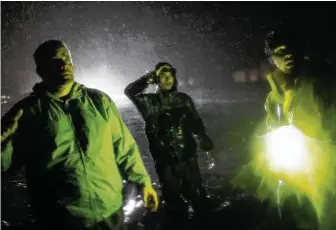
top-left (263, 25), bottom-right (336, 229)
top-left (264, 26), bottom-right (335, 138)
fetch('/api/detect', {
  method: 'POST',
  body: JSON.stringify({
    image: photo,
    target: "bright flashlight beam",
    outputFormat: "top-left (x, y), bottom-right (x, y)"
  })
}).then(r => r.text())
top-left (264, 125), bottom-right (311, 173)
top-left (233, 123), bottom-right (336, 227)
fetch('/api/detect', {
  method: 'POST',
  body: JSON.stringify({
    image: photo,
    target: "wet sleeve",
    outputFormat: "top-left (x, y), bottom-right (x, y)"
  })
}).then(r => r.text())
top-left (108, 100), bottom-right (152, 187)
top-left (265, 92), bottom-right (276, 130)
top-left (1, 104), bottom-right (26, 174)
top-left (124, 74), bottom-right (154, 118)
top-left (186, 95), bottom-right (214, 151)
top-left (264, 92), bottom-right (286, 130)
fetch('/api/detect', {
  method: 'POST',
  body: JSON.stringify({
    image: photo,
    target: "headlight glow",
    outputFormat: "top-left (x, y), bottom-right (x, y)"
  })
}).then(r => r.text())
top-left (76, 65), bottom-right (131, 107)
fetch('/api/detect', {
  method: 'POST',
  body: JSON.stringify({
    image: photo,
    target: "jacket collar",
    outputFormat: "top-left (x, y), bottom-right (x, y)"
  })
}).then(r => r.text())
top-left (32, 81), bottom-right (84, 101)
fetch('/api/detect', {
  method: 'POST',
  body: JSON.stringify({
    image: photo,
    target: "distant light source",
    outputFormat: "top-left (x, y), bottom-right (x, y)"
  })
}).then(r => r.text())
top-left (249, 69), bottom-right (259, 82)
top-left (76, 66), bottom-right (131, 107)
top-left (232, 70), bottom-right (246, 82)
top-left (1, 95), bottom-right (10, 104)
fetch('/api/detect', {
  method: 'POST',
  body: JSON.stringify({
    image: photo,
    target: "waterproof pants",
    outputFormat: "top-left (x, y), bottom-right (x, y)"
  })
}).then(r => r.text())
top-left (155, 157), bottom-right (209, 217)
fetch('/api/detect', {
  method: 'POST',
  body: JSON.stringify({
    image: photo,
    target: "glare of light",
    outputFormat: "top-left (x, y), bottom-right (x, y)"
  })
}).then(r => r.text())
top-left (233, 122), bottom-right (336, 226)
top-left (123, 187), bottom-right (144, 217)
top-left (222, 200), bottom-right (231, 208)
top-left (123, 199), bottom-right (136, 216)
top-left (208, 162), bottom-right (215, 170)
top-left (123, 199), bottom-right (144, 216)
top-left (76, 65), bottom-right (131, 107)
top-left (136, 200), bottom-right (144, 208)
top-left (264, 125), bottom-right (311, 173)
top-left (276, 104), bottom-right (281, 119)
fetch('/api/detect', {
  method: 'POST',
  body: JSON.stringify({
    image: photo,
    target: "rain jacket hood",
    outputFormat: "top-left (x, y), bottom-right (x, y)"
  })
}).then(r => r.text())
top-left (32, 81), bottom-right (83, 99)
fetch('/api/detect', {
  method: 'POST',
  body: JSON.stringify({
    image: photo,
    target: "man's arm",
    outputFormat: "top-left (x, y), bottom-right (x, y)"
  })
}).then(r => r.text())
top-left (264, 91), bottom-right (288, 131)
top-left (108, 99), bottom-right (152, 187)
top-left (1, 105), bottom-right (25, 175)
top-left (265, 92), bottom-right (278, 131)
top-left (124, 72), bottom-right (156, 118)
top-left (185, 95), bottom-right (214, 151)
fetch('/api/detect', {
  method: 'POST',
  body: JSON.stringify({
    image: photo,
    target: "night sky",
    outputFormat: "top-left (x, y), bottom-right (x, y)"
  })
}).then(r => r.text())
top-left (1, 2), bottom-right (335, 100)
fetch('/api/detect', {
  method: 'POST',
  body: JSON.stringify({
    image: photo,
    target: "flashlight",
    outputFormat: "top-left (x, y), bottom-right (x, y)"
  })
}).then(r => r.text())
top-left (264, 125), bottom-right (312, 173)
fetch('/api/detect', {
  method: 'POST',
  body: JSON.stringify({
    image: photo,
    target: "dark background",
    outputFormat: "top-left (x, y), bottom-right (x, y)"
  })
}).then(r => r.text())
top-left (1, 2), bottom-right (335, 229)
top-left (2, 2), bottom-right (335, 99)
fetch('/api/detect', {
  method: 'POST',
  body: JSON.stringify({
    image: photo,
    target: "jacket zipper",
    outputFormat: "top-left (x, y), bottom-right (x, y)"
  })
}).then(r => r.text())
top-left (64, 99), bottom-right (99, 223)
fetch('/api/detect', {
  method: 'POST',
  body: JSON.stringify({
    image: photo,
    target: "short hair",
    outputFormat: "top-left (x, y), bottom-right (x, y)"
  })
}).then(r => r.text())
top-left (264, 25), bottom-right (302, 56)
top-left (33, 40), bottom-right (66, 66)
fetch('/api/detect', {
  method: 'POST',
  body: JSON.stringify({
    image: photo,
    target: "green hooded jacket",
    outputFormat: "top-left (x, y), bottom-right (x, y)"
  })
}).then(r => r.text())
top-left (1, 82), bottom-right (151, 227)
top-left (264, 66), bottom-right (336, 230)
top-left (264, 68), bottom-right (335, 140)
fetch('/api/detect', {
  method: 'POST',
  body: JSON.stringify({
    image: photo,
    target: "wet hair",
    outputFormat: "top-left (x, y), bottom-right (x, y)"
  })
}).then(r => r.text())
top-left (155, 62), bottom-right (178, 91)
top-left (264, 25), bottom-right (302, 57)
top-left (155, 62), bottom-right (176, 75)
top-left (33, 40), bottom-right (66, 66)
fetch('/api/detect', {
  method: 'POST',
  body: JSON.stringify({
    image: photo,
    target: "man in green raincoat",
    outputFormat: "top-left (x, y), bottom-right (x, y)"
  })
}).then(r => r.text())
top-left (1, 40), bottom-right (158, 230)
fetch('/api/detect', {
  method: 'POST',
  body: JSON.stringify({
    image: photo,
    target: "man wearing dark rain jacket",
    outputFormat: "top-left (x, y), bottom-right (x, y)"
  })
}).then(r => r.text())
top-left (1, 40), bottom-right (158, 230)
top-left (124, 63), bottom-right (215, 227)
